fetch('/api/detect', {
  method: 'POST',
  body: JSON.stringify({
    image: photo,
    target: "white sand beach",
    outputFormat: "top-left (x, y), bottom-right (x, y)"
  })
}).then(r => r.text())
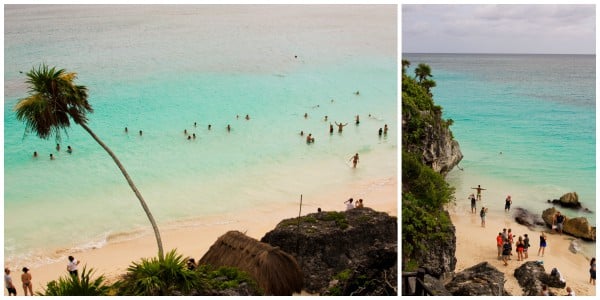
top-left (16, 176), bottom-right (397, 295)
top-left (449, 204), bottom-right (596, 296)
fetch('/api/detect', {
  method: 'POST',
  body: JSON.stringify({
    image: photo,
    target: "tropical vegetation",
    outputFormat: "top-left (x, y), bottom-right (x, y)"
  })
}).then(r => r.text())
top-left (36, 267), bottom-right (111, 296)
top-left (401, 60), bottom-right (456, 270)
top-left (15, 64), bottom-right (164, 258)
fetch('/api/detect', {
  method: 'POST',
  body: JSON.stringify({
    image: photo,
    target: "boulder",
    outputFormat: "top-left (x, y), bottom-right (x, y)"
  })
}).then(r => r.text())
top-left (513, 207), bottom-right (545, 229)
top-left (424, 274), bottom-right (452, 296)
top-left (445, 262), bottom-right (509, 296)
top-left (541, 207), bottom-right (558, 227)
top-left (569, 239), bottom-right (582, 254)
top-left (558, 192), bottom-right (581, 208)
top-left (563, 217), bottom-right (596, 241)
top-left (514, 261), bottom-right (566, 296)
top-left (541, 208), bottom-right (596, 241)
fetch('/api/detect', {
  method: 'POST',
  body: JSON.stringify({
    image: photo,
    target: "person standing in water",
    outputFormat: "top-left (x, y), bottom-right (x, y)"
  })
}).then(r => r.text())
top-left (471, 185), bottom-right (486, 201)
top-left (335, 121), bottom-right (348, 133)
top-left (350, 153), bottom-right (359, 168)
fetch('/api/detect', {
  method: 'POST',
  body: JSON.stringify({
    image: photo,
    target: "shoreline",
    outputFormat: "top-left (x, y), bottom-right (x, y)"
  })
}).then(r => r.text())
top-left (6, 176), bottom-right (397, 295)
top-left (449, 202), bottom-right (596, 296)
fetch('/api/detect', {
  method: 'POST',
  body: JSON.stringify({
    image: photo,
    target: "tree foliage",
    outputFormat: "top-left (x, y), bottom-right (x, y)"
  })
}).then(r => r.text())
top-left (36, 266), bottom-right (110, 296)
top-left (401, 60), bottom-right (456, 268)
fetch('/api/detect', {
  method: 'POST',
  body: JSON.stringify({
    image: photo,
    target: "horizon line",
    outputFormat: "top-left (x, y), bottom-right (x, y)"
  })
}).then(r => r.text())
top-left (402, 52), bottom-right (595, 56)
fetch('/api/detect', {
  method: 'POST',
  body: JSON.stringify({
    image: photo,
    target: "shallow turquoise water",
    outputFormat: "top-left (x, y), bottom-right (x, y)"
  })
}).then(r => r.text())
top-left (4, 5), bottom-right (397, 267)
top-left (404, 53), bottom-right (595, 224)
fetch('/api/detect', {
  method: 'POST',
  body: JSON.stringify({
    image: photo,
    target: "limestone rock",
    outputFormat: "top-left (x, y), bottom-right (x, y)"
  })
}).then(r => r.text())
top-left (541, 207), bottom-right (596, 241)
top-left (564, 217), bottom-right (596, 241)
top-left (569, 239), bottom-right (582, 254)
top-left (514, 261), bottom-right (566, 296)
top-left (559, 192), bottom-right (581, 208)
top-left (261, 208), bottom-right (397, 295)
top-left (541, 207), bottom-right (558, 227)
top-left (445, 262), bottom-right (509, 296)
top-left (413, 210), bottom-right (457, 278)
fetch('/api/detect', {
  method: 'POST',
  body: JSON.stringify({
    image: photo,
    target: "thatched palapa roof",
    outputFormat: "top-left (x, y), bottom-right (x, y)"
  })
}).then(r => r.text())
top-left (199, 230), bottom-right (303, 296)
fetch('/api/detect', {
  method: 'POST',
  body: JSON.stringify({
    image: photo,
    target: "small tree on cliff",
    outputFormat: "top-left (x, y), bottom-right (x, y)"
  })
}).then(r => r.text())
top-left (414, 63), bottom-right (433, 83)
top-left (14, 64), bottom-right (164, 258)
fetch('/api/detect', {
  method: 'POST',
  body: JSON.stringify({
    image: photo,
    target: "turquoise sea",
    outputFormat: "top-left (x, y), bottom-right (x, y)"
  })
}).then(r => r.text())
top-left (4, 5), bottom-right (397, 268)
top-left (404, 53), bottom-right (595, 227)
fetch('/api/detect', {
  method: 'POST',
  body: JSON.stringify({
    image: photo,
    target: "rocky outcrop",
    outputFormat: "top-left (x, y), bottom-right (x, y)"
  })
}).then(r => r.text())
top-left (513, 207), bottom-right (545, 229)
top-left (541, 207), bottom-right (596, 241)
top-left (419, 116), bottom-right (463, 176)
top-left (514, 261), bottom-right (566, 296)
top-left (424, 274), bottom-right (452, 296)
top-left (548, 192), bottom-right (581, 209)
top-left (444, 262), bottom-right (509, 296)
top-left (261, 208), bottom-right (397, 296)
top-left (412, 210), bottom-right (457, 278)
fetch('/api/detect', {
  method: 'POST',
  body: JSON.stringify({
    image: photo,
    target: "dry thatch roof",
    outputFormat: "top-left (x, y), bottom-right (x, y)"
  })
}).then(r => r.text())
top-left (199, 230), bottom-right (303, 295)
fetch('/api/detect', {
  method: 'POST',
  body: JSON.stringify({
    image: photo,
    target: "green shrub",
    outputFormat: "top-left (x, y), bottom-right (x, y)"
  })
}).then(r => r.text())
top-left (36, 266), bottom-right (110, 296)
top-left (198, 265), bottom-right (261, 294)
top-left (323, 211), bottom-right (349, 229)
top-left (114, 249), bottom-right (201, 296)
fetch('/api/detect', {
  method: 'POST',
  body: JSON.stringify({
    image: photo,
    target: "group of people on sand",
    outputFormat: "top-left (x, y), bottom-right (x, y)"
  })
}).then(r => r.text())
top-left (497, 227), bottom-right (532, 266)
top-left (32, 143), bottom-right (73, 160)
top-left (344, 198), bottom-right (364, 210)
top-left (4, 256), bottom-right (80, 296)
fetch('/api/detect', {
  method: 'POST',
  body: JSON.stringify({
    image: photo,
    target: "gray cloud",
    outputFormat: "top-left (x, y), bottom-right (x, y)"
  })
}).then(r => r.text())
top-left (403, 4), bottom-right (595, 54)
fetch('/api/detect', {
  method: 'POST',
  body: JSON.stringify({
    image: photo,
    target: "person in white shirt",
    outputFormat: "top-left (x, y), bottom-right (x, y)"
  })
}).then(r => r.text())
top-left (344, 198), bottom-right (354, 210)
top-left (67, 255), bottom-right (80, 277)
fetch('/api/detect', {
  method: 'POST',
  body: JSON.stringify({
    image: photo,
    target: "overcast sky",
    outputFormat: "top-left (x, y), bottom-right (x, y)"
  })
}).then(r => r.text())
top-left (402, 4), bottom-right (595, 54)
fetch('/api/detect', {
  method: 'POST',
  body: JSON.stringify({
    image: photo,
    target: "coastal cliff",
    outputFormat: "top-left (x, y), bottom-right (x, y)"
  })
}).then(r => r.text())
top-left (402, 61), bottom-right (463, 175)
top-left (401, 61), bottom-right (460, 286)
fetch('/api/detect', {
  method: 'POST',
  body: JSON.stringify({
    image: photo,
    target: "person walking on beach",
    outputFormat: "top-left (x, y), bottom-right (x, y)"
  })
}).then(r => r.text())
top-left (471, 185), bottom-right (486, 201)
top-left (67, 255), bottom-right (80, 277)
top-left (538, 232), bottom-right (547, 257)
top-left (469, 193), bottom-right (477, 213)
top-left (479, 207), bottom-right (487, 227)
top-left (4, 268), bottom-right (17, 296)
top-left (553, 211), bottom-right (566, 235)
top-left (20, 267), bottom-right (32, 296)
top-left (590, 257), bottom-right (596, 285)
top-left (350, 153), bottom-right (359, 168)
top-left (344, 198), bottom-right (354, 210)
top-left (335, 121), bottom-right (348, 133)
top-left (496, 232), bottom-right (504, 259)
top-left (504, 195), bottom-right (512, 212)
top-left (523, 234), bottom-right (530, 259)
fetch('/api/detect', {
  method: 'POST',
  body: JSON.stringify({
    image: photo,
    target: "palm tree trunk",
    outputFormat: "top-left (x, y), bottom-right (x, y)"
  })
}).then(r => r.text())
top-left (79, 123), bottom-right (164, 258)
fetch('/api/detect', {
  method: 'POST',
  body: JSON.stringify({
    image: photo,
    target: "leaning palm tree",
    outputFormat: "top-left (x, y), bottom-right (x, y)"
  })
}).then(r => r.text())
top-left (14, 64), bottom-right (164, 258)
